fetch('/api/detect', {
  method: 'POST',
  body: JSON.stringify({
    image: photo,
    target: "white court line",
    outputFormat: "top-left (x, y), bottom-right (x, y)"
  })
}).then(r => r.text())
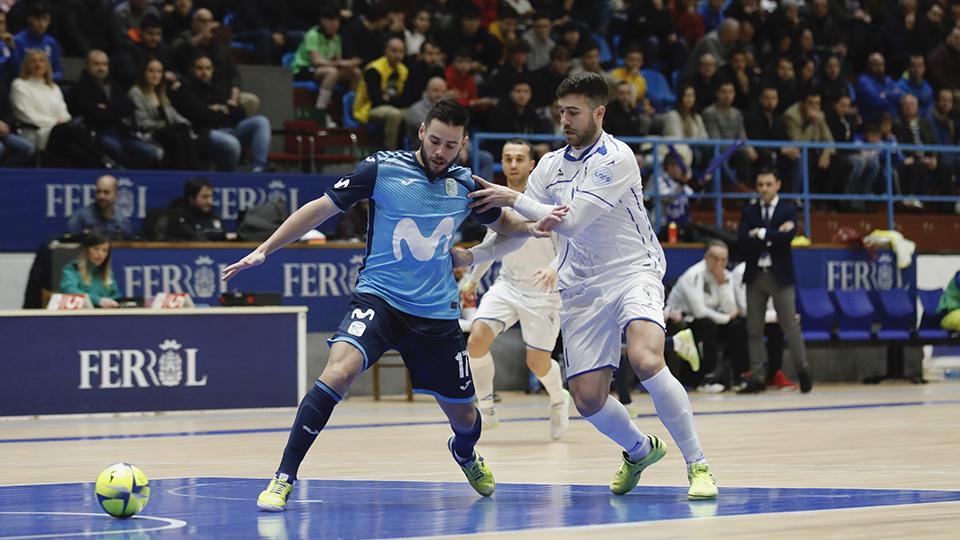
top-left (0, 512), bottom-right (186, 539)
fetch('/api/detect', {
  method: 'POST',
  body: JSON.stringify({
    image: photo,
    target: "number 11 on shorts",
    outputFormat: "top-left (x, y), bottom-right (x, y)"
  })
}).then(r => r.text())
top-left (455, 350), bottom-right (470, 379)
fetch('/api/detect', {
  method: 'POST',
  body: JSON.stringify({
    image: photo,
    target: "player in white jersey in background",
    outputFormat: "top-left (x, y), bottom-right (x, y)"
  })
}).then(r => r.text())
top-left (459, 139), bottom-right (572, 440)
top-left (460, 73), bottom-right (718, 500)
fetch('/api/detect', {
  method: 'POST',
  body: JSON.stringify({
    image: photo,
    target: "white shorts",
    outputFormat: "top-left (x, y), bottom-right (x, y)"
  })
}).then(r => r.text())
top-left (559, 271), bottom-right (665, 378)
top-left (472, 280), bottom-right (561, 352)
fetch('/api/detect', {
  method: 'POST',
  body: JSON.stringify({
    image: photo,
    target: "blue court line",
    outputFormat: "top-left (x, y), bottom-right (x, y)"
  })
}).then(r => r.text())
top-left (2, 399), bottom-right (959, 445)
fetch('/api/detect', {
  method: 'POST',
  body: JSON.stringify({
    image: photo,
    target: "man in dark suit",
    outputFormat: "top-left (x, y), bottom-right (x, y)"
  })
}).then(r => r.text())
top-left (737, 170), bottom-right (812, 393)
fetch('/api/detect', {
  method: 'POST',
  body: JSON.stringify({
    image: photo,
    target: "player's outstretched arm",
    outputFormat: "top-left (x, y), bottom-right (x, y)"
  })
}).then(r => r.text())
top-left (222, 195), bottom-right (342, 281)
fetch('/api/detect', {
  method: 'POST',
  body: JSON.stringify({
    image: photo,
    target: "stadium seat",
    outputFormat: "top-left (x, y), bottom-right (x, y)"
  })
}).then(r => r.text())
top-left (795, 288), bottom-right (835, 341)
top-left (874, 289), bottom-right (915, 340)
top-left (342, 91), bottom-right (360, 129)
top-left (592, 33), bottom-right (613, 67)
top-left (641, 69), bottom-right (675, 113)
top-left (282, 52), bottom-right (318, 92)
top-left (832, 289), bottom-right (875, 340)
top-left (917, 288), bottom-right (949, 340)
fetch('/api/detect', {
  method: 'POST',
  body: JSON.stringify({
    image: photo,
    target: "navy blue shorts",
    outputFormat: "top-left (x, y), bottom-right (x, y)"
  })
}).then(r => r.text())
top-left (328, 293), bottom-right (474, 403)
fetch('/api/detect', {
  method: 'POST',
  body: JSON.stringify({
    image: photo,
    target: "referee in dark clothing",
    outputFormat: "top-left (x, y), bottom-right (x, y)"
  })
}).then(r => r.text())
top-left (736, 170), bottom-right (812, 393)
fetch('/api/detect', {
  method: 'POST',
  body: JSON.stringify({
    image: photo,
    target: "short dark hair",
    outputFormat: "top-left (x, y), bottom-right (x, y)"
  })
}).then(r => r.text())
top-left (802, 86), bottom-right (822, 101)
top-left (461, 2), bottom-right (482, 19)
top-left (423, 98), bottom-right (470, 131)
top-left (185, 177), bottom-right (213, 200)
top-left (549, 45), bottom-right (571, 62)
top-left (556, 72), bottom-right (610, 107)
top-left (27, 2), bottom-right (50, 18)
top-left (759, 83), bottom-right (778, 95)
top-left (318, 4), bottom-right (339, 20)
top-left (502, 138), bottom-right (534, 159)
top-left (141, 14), bottom-right (162, 31)
top-left (420, 40), bottom-right (440, 54)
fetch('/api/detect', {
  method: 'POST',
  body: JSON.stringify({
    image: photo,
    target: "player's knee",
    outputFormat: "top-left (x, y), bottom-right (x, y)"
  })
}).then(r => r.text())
top-left (571, 391), bottom-right (605, 417)
top-left (628, 347), bottom-right (665, 380)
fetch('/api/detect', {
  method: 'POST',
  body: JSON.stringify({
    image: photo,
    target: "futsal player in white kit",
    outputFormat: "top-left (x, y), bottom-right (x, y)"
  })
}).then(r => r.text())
top-left (459, 139), bottom-right (572, 440)
top-left (460, 73), bottom-right (718, 499)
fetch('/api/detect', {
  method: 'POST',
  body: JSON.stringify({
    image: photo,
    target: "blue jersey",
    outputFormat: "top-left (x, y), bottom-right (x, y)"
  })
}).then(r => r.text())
top-left (325, 151), bottom-right (501, 319)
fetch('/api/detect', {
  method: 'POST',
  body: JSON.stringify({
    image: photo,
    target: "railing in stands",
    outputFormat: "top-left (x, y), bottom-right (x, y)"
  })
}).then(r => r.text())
top-left (470, 133), bottom-right (960, 240)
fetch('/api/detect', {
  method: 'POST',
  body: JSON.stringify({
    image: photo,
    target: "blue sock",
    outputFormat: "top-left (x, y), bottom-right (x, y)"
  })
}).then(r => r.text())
top-left (451, 410), bottom-right (482, 464)
top-left (277, 381), bottom-right (341, 481)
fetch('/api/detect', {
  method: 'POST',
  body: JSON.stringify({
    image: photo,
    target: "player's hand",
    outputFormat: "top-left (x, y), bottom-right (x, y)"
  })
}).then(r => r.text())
top-left (222, 250), bottom-right (265, 281)
top-left (532, 267), bottom-right (558, 292)
top-left (450, 246), bottom-right (474, 269)
top-left (778, 221), bottom-right (795, 233)
top-left (458, 277), bottom-right (479, 295)
top-left (534, 205), bottom-right (568, 235)
top-left (467, 175), bottom-right (519, 212)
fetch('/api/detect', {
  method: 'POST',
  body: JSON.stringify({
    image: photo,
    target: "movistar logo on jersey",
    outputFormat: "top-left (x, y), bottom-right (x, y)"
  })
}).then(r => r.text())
top-left (391, 217), bottom-right (455, 261)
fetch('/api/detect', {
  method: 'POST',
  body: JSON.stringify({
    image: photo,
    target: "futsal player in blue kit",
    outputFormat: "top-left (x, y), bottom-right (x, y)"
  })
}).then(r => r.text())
top-left (222, 99), bottom-right (560, 511)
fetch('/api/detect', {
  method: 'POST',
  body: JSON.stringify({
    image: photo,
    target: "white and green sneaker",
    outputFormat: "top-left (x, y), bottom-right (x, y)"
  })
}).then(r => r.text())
top-left (447, 436), bottom-right (495, 496)
top-left (687, 462), bottom-right (719, 500)
top-left (673, 328), bottom-right (701, 372)
top-left (609, 435), bottom-right (667, 495)
top-left (257, 475), bottom-right (293, 511)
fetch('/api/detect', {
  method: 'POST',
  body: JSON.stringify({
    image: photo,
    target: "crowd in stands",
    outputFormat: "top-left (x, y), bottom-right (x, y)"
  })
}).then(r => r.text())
top-left (0, 0), bottom-right (958, 211)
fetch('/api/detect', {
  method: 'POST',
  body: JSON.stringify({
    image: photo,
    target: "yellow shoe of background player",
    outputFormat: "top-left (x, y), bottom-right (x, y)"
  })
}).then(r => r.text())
top-left (257, 475), bottom-right (293, 511)
top-left (673, 328), bottom-right (700, 372)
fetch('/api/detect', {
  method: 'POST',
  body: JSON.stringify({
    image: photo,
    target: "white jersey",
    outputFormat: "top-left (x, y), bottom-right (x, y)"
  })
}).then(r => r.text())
top-left (525, 131), bottom-right (666, 289)
top-left (482, 228), bottom-right (560, 296)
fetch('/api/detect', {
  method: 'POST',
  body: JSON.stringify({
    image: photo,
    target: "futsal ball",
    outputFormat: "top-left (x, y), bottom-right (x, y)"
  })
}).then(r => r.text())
top-left (94, 462), bottom-right (151, 518)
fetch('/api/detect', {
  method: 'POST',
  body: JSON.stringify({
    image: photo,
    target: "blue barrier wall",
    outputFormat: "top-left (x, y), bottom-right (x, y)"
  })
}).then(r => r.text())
top-left (108, 245), bottom-right (913, 332)
top-left (0, 169), bottom-right (340, 252)
top-left (0, 308), bottom-right (304, 416)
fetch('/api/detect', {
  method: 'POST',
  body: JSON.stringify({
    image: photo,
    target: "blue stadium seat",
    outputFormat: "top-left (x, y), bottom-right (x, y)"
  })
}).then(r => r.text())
top-left (917, 288), bottom-right (949, 340)
top-left (342, 91), bottom-right (360, 129)
top-left (832, 289), bottom-right (874, 340)
top-left (641, 69), bottom-right (676, 113)
top-left (795, 288), bottom-right (835, 341)
top-left (282, 52), bottom-right (319, 92)
top-left (592, 33), bottom-right (613, 66)
top-left (874, 289), bottom-right (915, 340)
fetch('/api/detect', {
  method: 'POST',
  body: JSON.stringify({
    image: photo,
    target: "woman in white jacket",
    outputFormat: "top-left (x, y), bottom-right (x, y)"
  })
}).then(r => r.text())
top-left (10, 49), bottom-right (107, 168)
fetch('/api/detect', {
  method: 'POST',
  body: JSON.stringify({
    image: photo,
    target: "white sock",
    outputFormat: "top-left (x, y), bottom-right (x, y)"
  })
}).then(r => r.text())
top-left (537, 359), bottom-right (566, 405)
top-left (470, 352), bottom-right (495, 409)
top-left (641, 366), bottom-right (706, 464)
top-left (584, 396), bottom-right (650, 461)
top-left (315, 88), bottom-right (332, 109)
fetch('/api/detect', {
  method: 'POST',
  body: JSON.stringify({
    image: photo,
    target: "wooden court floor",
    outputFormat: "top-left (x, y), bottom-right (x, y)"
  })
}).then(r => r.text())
top-left (2, 381), bottom-right (959, 539)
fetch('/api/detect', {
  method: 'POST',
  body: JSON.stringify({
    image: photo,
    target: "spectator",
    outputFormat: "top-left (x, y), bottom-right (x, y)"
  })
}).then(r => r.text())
top-left (488, 6), bottom-right (520, 44)
top-left (71, 50), bottom-right (161, 169)
top-left (744, 84), bottom-right (797, 181)
top-left (719, 46), bottom-right (757, 111)
top-left (819, 54), bottom-right (855, 108)
top-left (483, 38), bottom-right (530, 100)
top-left (555, 22), bottom-right (589, 58)
top-left (673, 0), bottom-right (705, 48)
top-left (699, 0), bottom-right (725, 34)
top-left (128, 58), bottom-right (200, 170)
top-left (684, 17), bottom-right (739, 78)
top-left (856, 52), bottom-right (904, 122)
top-left (897, 54), bottom-right (934, 116)
top-left (0, 10), bottom-right (15, 80)
top-left (926, 88), bottom-right (958, 186)
top-left (173, 9), bottom-right (260, 116)
top-left (112, 14), bottom-right (176, 90)
top-left (445, 49), bottom-right (495, 111)
top-left (340, 4), bottom-right (390, 66)
top-left (529, 45), bottom-right (571, 109)
top-left (114, 0), bottom-right (161, 37)
top-left (10, 50), bottom-right (107, 168)
top-left (682, 52), bottom-right (718, 112)
top-left (166, 177), bottom-right (226, 241)
top-left (665, 239), bottom-right (746, 391)
top-left (403, 40), bottom-right (445, 106)
top-left (805, 0), bottom-right (846, 57)
top-left (892, 93), bottom-right (938, 204)
top-left (404, 8), bottom-right (431, 60)
top-left (627, 0), bottom-right (686, 74)
top-left (916, 3), bottom-right (949, 58)
top-left (290, 6), bottom-right (362, 116)
top-left (782, 87), bottom-right (841, 194)
top-left (484, 79), bottom-right (552, 155)
top-left (12, 2), bottom-right (63, 82)
top-left (162, 0), bottom-right (193, 44)
top-left (604, 80), bottom-right (650, 138)
top-left (662, 83), bottom-right (708, 171)
top-left (646, 152), bottom-right (697, 242)
top-left (768, 56), bottom-right (798, 114)
top-left (701, 81), bottom-right (755, 190)
top-left (938, 271), bottom-right (960, 332)
top-left (405, 76), bottom-right (447, 146)
top-left (927, 27), bottom-right (960, 93)
top-left (353, 37), bottom-right (408, 150)
top-left (59, 232), bottom-right (120, 309)
top-left (174, 53), bottom-right (272, 172)
top-left (571, 42), bottom-right (616, 87)
top-left (523, 11), bottom-right (554, 71)
top-left (0, 51), bottom-right (35, 166)
top-left (438, 3), bottom-right (501, 74)
top-left (826, 93), bottom-right (880, 209)
top-left (608, 47), bottom-right (651, 114)
top-left (230, 0), bottom-right (293, 65)
top-left (882, 0), bottom-right (921, 76)
top-left (737, 170), bottom-right (812, 394)
top-left (66, 175), bottom-right (135, 240)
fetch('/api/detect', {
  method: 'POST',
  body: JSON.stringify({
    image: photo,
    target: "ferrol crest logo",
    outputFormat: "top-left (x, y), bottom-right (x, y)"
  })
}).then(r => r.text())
top-left (192, 256), bottom-right (217, 298)
top-left (79, 339), bottom-right (208, 390)
top-left (826, 251), bottom-right (905, 291)
top-left (115, 177), bottom-right (138, 220)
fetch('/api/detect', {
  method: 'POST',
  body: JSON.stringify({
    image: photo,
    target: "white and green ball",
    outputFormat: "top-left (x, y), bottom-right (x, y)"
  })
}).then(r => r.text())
top-left (94, 463), bottom-right (150, 518)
